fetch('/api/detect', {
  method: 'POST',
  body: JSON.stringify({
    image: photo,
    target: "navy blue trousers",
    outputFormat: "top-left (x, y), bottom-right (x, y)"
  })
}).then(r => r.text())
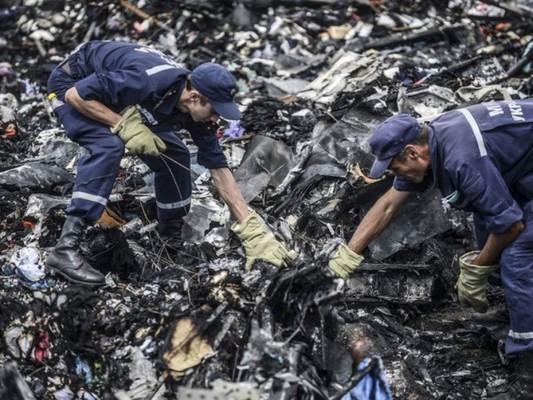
top-left (47, 67), bottom-right (191, 222)
top-left (474, 200), bottom-right (533, 355)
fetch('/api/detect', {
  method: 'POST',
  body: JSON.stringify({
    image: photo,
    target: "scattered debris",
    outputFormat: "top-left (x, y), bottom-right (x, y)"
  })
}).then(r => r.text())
top-left (2, 0), bottom-right (531, 398)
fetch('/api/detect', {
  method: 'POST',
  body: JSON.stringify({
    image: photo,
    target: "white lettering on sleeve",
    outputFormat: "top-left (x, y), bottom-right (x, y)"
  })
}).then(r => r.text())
top-left (507, 101), bottom-right (525, 121)
top-left (484, 103), bottom-right (504, 117)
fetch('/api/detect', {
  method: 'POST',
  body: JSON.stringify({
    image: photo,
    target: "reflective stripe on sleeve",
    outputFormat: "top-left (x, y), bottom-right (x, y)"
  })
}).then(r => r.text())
top-left (146, 65), bottom-right (178, 76)
top-left (457, 108), bottom-right (488, 157)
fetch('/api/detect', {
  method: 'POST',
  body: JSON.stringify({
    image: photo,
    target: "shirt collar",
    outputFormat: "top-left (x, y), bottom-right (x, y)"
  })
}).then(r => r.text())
top-left (154, 73), bottom-right (187, 115)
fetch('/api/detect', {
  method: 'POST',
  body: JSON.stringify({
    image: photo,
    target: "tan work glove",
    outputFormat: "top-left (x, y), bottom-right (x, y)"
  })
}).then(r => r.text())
top-left (231, 211), bottom-right (292, 271)
top-left (111, 107), bottom-right (167, 156)
top-left (456, 251), bottom-right (499, 313)
top-left (328, 244), bottom-right (364, 280)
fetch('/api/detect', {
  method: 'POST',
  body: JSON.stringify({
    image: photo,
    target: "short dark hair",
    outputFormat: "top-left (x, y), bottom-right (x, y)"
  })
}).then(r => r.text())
top-left (186, 77), bottom-right (210, 106)
top-left (394, 124), bottom-right (429, 163)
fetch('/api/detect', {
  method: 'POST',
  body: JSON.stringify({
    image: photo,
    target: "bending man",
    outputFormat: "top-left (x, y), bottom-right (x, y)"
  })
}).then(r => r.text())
top-left (329, 100), bottom-right (533, 399)
top-left (47, 40), bottom-right (290, 286)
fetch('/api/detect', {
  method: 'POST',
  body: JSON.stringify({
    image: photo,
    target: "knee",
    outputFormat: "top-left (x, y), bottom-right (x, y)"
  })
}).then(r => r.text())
top-left (170, 145), bottom-right (190, 165)
top-left (99, 135), bottom-right (125, 159)
top-left (168, 150), bottom-right (191, 173)
top-left (179, 147), bottom-right (191, 169)
top-left (150, 145), bottom-right (190, 172)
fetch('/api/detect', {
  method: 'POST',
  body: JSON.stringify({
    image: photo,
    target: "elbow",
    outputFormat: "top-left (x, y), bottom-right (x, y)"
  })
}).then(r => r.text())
top-left (501, 220), bottom-right (525, 242)
top-left (511, 220), bottom-right (525, 237)
top-left (64, 87), bottom-right (77, 106)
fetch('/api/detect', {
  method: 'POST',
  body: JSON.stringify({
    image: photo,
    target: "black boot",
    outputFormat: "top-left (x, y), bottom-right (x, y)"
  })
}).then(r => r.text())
top-left (491, 351), bottom-right (533, 400)
top-left (46, 216), bottom-right (106, 286)
top-left (158, 218), bottom-right (183, 242)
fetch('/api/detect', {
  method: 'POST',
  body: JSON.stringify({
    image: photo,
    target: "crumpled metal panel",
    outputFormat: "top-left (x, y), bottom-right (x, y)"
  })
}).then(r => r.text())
top-left (233, 135), bottom-right (295, 202)
top-left (367, 189), bottom-right (454, 261)
top-left (0, 163), bottom-right (73, 193)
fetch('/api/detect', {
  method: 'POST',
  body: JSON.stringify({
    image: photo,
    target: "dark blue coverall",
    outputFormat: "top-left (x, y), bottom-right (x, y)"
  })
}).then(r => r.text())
top-left (395, 100), bottom-right (533, 356)
top-left (47, 40), bottom-right (228, 222)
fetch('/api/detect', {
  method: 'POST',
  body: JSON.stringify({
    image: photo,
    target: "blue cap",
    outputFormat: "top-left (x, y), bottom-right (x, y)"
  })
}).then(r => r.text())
top-left (368, 114), bottom-right (421, 178)
top-left (190, 63), bottom-right (242, 120)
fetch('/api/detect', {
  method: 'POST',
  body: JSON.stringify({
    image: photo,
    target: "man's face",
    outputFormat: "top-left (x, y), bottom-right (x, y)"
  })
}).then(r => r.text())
top-left (388, 146), bottom-right (429, 183)
top-left (185, 95), bottom-right (220, 123)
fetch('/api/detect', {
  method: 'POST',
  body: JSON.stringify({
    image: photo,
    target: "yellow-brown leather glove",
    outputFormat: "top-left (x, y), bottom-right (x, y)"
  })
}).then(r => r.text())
top-left (328, 244), bottom-right (364, 280)
top-left (456, 250), bottom-right (499, 313)
top-left (231, 212), bottom-right (292, 271)
top-left (111, 107), bottom-right (167, 156)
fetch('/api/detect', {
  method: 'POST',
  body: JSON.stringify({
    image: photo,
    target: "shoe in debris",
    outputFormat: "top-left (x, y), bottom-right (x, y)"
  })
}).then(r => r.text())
top-left (46, 215), bottom-right (106, 286)
top-left (158, 218), bottom-right (184, 242)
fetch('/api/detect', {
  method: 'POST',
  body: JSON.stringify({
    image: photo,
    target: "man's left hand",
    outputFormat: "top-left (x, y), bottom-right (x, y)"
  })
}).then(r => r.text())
top-left (456, 250), bottom-right (499, 313)
top-left (111, 107), bottom-right (167, 156)
top-left (231, 212), bottom-right (294, 270)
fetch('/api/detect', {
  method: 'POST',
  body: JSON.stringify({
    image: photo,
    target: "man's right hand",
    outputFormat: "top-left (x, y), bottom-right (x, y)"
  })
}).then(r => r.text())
top-left (231, 211), bottom-right (294, 271)
top-left (111, 107), bottom-right (167, 156)
top-left (328, 244), bottom-right (364, 280)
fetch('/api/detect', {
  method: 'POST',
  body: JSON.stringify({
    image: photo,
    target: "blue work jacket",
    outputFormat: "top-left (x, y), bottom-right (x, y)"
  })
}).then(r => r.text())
top-left (68, 40), bottom-right (227, 169)
top-left (395, 100), bottom-right (533, 234)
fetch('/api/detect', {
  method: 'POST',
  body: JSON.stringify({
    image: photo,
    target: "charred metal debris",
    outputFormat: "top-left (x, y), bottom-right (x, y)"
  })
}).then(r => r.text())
top-left (1, 0), bottom-right (533, 399)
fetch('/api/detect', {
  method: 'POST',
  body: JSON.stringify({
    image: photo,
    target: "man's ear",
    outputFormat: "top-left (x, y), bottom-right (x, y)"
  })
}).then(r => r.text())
top-left (404, 145), bottom-right (418, 159)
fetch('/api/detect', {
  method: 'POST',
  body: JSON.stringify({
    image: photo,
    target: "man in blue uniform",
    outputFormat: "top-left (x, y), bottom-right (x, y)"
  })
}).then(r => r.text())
top-left (328, 100), bottom-right (533, 399)
top-left (46, 40), bottom-right (291, 286)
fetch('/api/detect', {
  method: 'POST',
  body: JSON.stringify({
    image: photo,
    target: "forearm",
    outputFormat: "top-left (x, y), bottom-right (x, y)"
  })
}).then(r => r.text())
top-left (347, 187), bottom-right (410, 254)
top-left (475, 221), bottom-right (524, 265)
top-left (65, 87), bottom-right (121, 127)
top-left (210, 168), bottom-right (249, 222)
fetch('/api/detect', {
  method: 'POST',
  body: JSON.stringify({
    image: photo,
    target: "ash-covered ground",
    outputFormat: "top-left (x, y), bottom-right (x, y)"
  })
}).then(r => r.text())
top-left (1, 1), bottom-right (533, 399)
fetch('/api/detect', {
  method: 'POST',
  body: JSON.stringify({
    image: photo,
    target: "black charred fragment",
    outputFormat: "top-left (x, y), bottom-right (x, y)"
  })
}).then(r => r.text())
top-left (85, 228), bottom-right (140, 281)
top-left (346, 263), bottom-right (435, 304)
top-left (336, 177), bottom-right (394, 216)
top-left (0, 362), bottom-right (36, 400)
top-left (349, 23), bottom-right (474, 53)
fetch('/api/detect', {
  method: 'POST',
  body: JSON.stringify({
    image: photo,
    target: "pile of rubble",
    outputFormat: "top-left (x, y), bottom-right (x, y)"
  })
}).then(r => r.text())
top-left (1, 0), bottom-right (533, 399)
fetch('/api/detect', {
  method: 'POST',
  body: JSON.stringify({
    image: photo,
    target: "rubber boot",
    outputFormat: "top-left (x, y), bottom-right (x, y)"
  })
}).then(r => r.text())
top-left (158, 218), bottom-right (183, 242)
top-left (46, 216), bottom-right (106, 285)
top-left (491, 351), bottom-right (533, 400)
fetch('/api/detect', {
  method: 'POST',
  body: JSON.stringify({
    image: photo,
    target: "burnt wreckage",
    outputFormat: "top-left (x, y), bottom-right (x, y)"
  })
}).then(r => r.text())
top-left (1, 0), bottom-right (533, 399)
